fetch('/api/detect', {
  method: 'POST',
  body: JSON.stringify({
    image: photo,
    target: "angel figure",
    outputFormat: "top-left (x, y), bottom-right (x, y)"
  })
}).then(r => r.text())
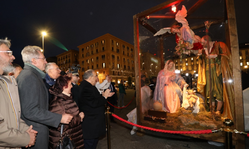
top-left (154, 5), bottom-right (203, 56)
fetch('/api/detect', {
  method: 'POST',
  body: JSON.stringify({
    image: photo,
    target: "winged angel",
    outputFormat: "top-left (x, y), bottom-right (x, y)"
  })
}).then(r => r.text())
top-left (154, 5), bottom-right (203, 55)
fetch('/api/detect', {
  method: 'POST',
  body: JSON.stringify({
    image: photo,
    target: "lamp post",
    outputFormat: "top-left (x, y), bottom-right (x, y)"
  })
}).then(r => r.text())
top-left (41, 31), bottom-right (47, 53)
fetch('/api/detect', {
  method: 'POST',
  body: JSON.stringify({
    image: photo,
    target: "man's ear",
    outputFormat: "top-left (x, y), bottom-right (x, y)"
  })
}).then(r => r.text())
top-left (31, 58), bottom-right (36, 65)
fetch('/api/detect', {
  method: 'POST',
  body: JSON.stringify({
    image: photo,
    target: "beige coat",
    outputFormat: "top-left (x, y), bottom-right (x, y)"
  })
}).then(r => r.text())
top-left (0, 75), bottom-right (30, 149)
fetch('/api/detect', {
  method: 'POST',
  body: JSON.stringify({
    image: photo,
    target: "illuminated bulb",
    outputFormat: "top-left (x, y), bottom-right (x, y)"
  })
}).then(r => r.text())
top-left (42, 31), bottom-right (47, 36)
top-left (172, 5), bottom-right (176, 13)
top-left (186, 73), bottom-right (189, 76)
top-left (228, 79), bottom-right (233, 83)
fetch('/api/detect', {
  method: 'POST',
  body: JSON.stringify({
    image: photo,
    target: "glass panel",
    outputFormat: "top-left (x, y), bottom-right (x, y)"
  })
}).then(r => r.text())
top-left (135, 0), bottom-right (237, 142)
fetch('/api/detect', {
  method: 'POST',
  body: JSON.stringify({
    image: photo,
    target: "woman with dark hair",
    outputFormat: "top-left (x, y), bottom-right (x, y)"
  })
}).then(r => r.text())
top-left (49, 75), bottom-right (85, 149)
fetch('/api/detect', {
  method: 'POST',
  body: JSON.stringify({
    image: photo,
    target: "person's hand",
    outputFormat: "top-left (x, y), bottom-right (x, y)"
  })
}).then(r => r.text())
top-left (102, 89), bottom-right (115, 98)
top-left (26, 125), bottom-right (37, 148)
top-left (79, 112), bottom-right (84, 122)
top-left (184, 84), bottom-right (189, 88)
top-left (206, 54), bottom-right (217, 59)
top-left (61, 114), bottom-right (73, 124)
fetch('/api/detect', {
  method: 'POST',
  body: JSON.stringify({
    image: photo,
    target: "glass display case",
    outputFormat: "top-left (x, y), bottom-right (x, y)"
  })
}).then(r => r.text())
top-left (133, 0), bottom-right (243, 146)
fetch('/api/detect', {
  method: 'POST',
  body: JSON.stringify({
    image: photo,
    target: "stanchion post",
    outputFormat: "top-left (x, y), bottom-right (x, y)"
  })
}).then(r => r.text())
top-left (224, 119), bottom-right (233, 149)
top-left (106, 106), bottom-right (111, 149)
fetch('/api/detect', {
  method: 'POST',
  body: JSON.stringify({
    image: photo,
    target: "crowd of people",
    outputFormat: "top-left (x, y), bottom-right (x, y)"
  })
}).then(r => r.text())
top-left (0, 39), bottom-right (120, 149)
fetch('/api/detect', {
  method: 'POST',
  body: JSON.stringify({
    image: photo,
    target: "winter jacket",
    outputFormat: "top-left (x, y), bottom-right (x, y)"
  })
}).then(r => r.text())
top-left (49, 90), bottom-right (84, 149)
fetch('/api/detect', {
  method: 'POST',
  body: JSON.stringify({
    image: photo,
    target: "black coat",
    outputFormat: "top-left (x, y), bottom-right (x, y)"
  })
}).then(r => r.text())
top-left (71, 83), bottom-right (80, 106)
top-left (17, 65), bottom-right (62, 149)
top-left (79, 80), bottom-right (107, 139)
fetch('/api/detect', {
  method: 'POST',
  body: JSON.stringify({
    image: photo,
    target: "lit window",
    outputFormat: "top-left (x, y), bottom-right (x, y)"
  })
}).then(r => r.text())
top-left (102, 40), bottom-right (105, 44)
top-left (240, 56), bottom-right (242, 60)
top-left (186, 63), bottom-right (188, 66)
top-left (103, 63), bottom-right (105, 68)
top-left (247, 62), bottom-right (249, 65)
top-left (116, 42), bottom-right (119, 46)
top-left (240, 62), bottom-right (243, 66)
top-left (191, 58), bottom-right (193, 60)
top-left (185, 59), bottom-right (188, 61)
top-left (117, 64), bottom-right (120, 69)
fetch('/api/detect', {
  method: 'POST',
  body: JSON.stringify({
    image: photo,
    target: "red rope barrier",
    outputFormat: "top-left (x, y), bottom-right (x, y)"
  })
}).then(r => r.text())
top-left (107, 96), bottom-right (135, 109)
top-left (247, 133), bottom-right (249, 137)
top-left (112, 113), bottom-right (213, 135)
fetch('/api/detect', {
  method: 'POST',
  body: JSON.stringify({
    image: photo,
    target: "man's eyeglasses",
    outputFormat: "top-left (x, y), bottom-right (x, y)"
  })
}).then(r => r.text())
top-left (0, 51), bottom-right (13, 56)
top-left (35, 57), bottom-right (46, 61)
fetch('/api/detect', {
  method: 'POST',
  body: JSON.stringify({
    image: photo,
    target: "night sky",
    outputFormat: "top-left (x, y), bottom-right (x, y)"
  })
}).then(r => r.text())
top-left (1, 0), bottom-right (248, 66)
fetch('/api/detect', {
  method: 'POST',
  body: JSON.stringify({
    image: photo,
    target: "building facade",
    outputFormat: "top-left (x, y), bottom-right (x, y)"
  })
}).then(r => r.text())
top-left (172, 44), bottom-right (249, 75)
top-left (57, 49), bottom-right (79, 72)
top-left (140, 52), bottom-right (161, 78)
top-left (78, 33), bottom-right (135, 84)
top-left (239, 46), bottom-right (249, 71)
top-left (172, 55), bottom-right (198, 75)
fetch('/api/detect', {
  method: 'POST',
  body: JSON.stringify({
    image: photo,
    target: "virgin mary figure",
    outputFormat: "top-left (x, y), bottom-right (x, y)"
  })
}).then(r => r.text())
top-left (154, 60), bottom-right (188, 113)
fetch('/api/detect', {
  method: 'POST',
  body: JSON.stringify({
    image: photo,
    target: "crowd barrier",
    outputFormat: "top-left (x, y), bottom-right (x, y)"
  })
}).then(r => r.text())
top-left (105, 100), bottom-right (248, 149)
top-left (107, 96), bottom-right (135, 109)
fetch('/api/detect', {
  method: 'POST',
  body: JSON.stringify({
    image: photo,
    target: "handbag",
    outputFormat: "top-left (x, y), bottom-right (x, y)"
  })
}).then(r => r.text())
top-left (56, 124), bottom-right (75, 149)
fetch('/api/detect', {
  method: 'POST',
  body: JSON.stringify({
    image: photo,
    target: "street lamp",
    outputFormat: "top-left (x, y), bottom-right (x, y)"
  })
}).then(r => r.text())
top-left (41, 31), bottom-right (47, 53)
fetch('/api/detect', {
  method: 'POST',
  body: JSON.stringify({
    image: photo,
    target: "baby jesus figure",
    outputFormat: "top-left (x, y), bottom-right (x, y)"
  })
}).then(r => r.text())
top-left (182, 88), bottom-right (200, 113)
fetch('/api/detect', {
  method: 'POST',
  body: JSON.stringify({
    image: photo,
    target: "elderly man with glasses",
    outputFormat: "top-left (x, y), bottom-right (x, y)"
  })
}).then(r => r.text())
top-left (16, 46), bottom-right (73, 149)
top-left (79, 69), bottom-right (114, 149)
top-left (0, 38), bottom-right (37, 148)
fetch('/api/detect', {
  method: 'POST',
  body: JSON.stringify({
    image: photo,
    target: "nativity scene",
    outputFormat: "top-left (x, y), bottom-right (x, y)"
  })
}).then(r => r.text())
top-left (132, 0), bottom-right (243, 144)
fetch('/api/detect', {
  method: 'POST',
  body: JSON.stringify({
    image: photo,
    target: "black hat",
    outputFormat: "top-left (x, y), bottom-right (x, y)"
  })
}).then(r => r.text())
top-left (71, 70), bottom-right (79, 76)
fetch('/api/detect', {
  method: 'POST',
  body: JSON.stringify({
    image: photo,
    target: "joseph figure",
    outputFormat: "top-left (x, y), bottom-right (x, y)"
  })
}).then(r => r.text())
top-left (197, 35), bottom-right (234, 120)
